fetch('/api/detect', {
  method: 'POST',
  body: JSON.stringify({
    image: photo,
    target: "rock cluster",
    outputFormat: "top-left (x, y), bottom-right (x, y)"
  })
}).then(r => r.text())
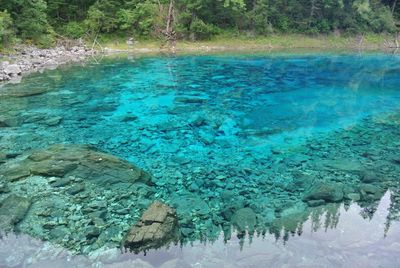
top-left (0, 144), bottom-right (155, 253)
top-left (124, 201), bottom-right (179, 253)
top-left (0, 45), bottom-right (94, 82)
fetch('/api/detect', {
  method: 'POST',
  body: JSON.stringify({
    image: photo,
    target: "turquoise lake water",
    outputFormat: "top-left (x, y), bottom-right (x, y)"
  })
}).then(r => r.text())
top-left (1, 53), bottom-right (400, 267)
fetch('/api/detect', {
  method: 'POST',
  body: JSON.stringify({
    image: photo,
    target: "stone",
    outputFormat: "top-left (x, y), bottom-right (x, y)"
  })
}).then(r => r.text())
top-left (0, 163), bottom-right (31, 181)
top-left (231, 207), bottom-right (257, 233)
top-left (67, 184), bottom-right (85, 195)
top-left (120, 115), bottom-right (138, 122)
top-left (0, 119), bottom-right (11, 128)
top-left (303, 182), bottom-right (344, 202)
top-left (84, 226), bottom-right (101, 239)
top-left (359, 184), bottom-right (383, 195)
top-left (307, 199), bottom-right (325, 207)
top-left (30, 160), bottom-right (78, 177)
top-left (0, 116), bottom-right (20, 127)
top-left (124, 201), bottom-right (179, 252)
top-left (0, 194), bottom-right (31, 231)
top-left (171, 194), bottom-right (211, 217)
top-left (50, 177), bottom-right (72, 187)
top-left (321, 159), bottom-right (363, 174)
top-left (0, 144), bottom-right (152, 187)
top-left (198, 130), bottom-right (215, 145)
top-left (218, 118), bottom-right (239, 136)
top-left (361, 171), bottom-right (382, 183)
top-left (28, 151), bottom-right (53, 162)
top-left (4, 64), bottom-right (21, 76)
top-left (44, 116), bottom-right (63, 126)
top-left (0, 182), bottom-right (10, 194)
top-left (189, 115), bottom-right (207, 127)
top-left (347, 193), bottom-right (361, 201)
top-left (170, 156), bottom-right (191, 165)
top-left (175, 96), bottom-right (208, 104)
top-left (49, 226), bottom-right (69, 241)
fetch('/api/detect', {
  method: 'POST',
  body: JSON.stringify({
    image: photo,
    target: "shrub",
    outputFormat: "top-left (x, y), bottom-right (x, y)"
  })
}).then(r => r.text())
top-left (190, 19), bottom-right (220, 40)
top-left (62, 21), bottom-right (86, 39)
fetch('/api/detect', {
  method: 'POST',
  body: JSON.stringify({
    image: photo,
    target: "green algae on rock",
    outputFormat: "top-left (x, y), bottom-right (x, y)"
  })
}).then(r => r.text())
top-left (0, 144), bottom-right (152, 186)
top-left (0, 194), bottom-right (31, 231)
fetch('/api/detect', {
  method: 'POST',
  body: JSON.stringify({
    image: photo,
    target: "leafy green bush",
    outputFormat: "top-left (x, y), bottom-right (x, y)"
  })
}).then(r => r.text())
top-left (62, 21), bottom-right (86, 39)
top-left (190, 19), bottom-right (220, 40)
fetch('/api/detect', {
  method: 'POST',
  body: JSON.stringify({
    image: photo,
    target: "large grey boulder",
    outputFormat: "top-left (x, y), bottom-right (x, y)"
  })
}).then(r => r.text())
top-left (124, 201), bottom-right (179, 253)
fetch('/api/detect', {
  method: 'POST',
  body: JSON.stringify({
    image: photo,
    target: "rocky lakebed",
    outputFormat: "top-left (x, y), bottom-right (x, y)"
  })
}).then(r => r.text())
top-left (0, 53), bottom-right (400, 266)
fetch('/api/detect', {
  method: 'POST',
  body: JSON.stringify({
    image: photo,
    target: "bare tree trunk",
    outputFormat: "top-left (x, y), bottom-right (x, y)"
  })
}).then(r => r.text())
top-left (165, 0), bottom-right (176, 52)
top-left (308, 0), bottom-right (319, 27)
top-left (166, 0), bottom-right (174, 35)
top-left (392, 0), bottom-right (398, 14)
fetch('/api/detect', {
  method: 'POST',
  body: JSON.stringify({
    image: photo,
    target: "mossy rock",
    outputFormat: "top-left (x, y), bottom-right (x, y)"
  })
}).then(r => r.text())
top-left (0, 144), bottom-right (152, 187)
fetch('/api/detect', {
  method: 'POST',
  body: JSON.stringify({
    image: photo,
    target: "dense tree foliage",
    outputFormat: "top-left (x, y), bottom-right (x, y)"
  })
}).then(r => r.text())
top-left (0, 11), bottom-right (15, 47)
top-left (0, 0), bottom-right (399, 47)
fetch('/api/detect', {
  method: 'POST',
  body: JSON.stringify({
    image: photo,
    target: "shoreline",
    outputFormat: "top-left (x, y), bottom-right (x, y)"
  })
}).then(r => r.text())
top-left (102, 33), bottom-right (400, 54)
top-left (1, 34), bottom-right (399, 84)
top-left (0, 45), bottom-right (95, 84)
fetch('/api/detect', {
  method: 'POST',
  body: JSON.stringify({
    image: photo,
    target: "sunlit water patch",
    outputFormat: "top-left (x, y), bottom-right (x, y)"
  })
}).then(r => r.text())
top-left (0, 53), bottom-right (400, 266)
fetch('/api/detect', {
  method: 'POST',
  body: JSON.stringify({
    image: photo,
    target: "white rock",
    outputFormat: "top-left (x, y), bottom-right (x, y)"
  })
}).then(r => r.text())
top-left (4, 64), bottom-right (21, 75)
top-left (1, 61), bottom-right (9, 68)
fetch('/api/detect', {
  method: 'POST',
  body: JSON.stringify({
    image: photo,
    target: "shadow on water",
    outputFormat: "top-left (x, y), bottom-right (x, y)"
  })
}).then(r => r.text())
top-left (0, 53), bottom-right (400, 267)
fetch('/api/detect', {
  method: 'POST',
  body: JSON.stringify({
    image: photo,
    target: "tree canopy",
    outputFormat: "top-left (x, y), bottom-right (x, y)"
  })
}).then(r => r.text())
top-left (0, 0), bottom-right (399, 47)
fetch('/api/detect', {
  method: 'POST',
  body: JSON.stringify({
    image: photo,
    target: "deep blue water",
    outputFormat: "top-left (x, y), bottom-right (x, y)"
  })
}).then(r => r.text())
top-left (1, 53), bottom-right (400, 267)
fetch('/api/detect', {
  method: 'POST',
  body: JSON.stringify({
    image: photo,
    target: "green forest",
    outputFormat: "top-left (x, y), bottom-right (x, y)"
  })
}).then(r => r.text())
top-left (1, 0), bottom-right (399, 48)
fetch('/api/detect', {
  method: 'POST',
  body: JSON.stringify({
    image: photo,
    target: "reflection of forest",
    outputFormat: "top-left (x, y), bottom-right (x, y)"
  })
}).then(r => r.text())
top-left (206, 188), bottom-right (400, 249)
top-left (179, 108), bottom-right (400, 247)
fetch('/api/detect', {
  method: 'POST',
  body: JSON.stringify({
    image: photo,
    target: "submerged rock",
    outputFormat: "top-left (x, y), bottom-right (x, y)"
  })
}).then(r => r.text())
top-left (321, 159), bottom-right (363, 174)
top-left (0, 116), bottom-right (20, 127)
top-left (0, 144), bottom-right (151, 186)
top-left (0, 87), bottom-right (50, 98)
top-left (67, 184), bottom-right (85, 195)
top-left (303, 182), bottom-right (344, 203)
top-left (0, 194), bottom-right (31, 231)
top-left (124, 201), bottom-right (179, 253)
top-left (361, 171), bottom-right (383, 183)
top-left (231, 207), bottom-right (257, 233)
top-left (44, 116), bottom-right (63, 126)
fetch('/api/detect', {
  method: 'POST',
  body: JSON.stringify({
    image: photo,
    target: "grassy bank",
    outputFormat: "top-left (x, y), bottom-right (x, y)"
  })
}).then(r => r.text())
top-left (99, 33), bottom-right (398, 54)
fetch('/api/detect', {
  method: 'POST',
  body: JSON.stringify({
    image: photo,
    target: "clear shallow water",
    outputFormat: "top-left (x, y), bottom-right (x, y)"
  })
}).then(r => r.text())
top-left (1, 53), bottom-right (400, 266)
